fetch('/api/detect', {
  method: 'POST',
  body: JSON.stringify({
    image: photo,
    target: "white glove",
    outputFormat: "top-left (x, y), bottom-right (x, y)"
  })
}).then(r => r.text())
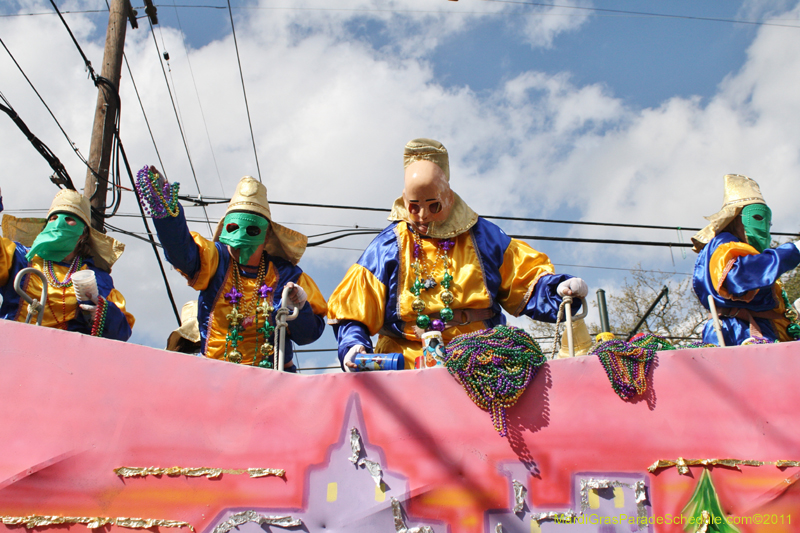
top-left (284, 281), bottom-right (308, 310)
top-left (343, 344), bottom-right (366, 373)
top-left (557, 278), bottom-right (588, 298)
top-left (79, 303), bottom-right (97, 314)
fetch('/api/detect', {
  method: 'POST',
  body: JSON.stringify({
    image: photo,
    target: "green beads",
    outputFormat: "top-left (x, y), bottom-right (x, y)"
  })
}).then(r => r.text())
top-left (416, 314), bottom-right (431, 329)
top-left (440, 307), bottom-right (454, 322)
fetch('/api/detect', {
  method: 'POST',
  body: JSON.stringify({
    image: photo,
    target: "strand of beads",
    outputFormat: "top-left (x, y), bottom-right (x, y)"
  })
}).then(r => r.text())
top-left (135, 165), bottom-right (180, 219)
top-left (780, 289), bottom-right (800, 340)
top-left (444, 325), bottom-right (545, 437)
top-left (90, 296), bottom-right (108, 337)
top-left (592, 340), bottom-right (654, 400)
top-left (255, 284), bottom-right (275, 368)
top-left (224, 256), bottom-right (269, 365)
top-left (44, 257), bottom-right (83, 288)
top-left (409, 230), bottom-right (455, 330)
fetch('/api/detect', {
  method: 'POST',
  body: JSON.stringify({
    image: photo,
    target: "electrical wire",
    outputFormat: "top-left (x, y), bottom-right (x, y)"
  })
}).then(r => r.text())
top-left (147, 18), bottom-right (215, 234)
top-left (226, 0), bottom-right (262, 182)
top-left (169, 0), bottom-right (227, 196)
top-left (481, 0), bottom-right (800, 29)
top-left (176, 194), bottom-right (799, 238)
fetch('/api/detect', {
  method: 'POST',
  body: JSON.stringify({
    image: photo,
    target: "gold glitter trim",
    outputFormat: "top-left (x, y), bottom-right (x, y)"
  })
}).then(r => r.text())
top-left (647, 458), bottom-right (800, 475)
top-left (114, 466), bottom-right (285, 479)
top-left (0, 515), bottom-right (194, 532)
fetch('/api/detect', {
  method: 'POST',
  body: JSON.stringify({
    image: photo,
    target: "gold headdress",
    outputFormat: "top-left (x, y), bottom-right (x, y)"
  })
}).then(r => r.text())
top-left (212, 176), bottom-right (307, 265)
top-left (3, 189), bottom-right (124, 272)
top-left (691, 174), bottom-right (766, 252)
top-left (389, 138), bottom-right (478, 239)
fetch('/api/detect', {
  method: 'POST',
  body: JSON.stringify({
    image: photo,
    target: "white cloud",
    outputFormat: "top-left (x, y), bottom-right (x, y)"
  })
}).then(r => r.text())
top-left (2, 0), bottom-right (799, 362)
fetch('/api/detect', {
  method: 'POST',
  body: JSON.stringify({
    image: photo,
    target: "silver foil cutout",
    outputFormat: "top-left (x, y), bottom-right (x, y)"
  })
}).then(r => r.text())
top-left (580, 478), bottom-right (649, 526)
top-left (531, 510), bottom-right (577, 522)
top-left (211, 510), bottom-right (302, 533)
top-left (512, 479), bottom-right (526, 513)
top-left (391, 498), bottom-right (434, 533)
top-left (349, 427), bottom-right (362, 464)
top-left (357, 457), bottom-right (383, 486)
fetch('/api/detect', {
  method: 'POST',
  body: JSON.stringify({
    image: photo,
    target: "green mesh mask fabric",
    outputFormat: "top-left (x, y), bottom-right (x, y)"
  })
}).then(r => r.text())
top-left (741, 204), bottom-right (772, 253)
top-left (26, 214), bottom-right (85, 262)
top-left (219, 212), bottom-right (270, 264)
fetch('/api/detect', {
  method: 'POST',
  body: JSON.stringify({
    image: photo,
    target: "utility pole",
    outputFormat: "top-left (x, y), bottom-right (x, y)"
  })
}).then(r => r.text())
top-left (83, 0), bottom-right (157, 231)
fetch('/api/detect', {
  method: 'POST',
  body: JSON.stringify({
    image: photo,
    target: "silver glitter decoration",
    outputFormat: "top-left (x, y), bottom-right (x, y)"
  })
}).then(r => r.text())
top-left (512, 479), bottom-right (526, 513)
top-left (531, 510), bottom-right (578, 522)
top-left (391, 498), bottom-right (434, 533)
top-left (579, 478), bottom-right (649, 527)
top-left (348, 427), bottom-right (362, 464)
top-left (357, 457), bottom-right (383, 486)
top-left (211, 510), bottom-right (302, 533)
top-left (495, 523), bottom-right (503, 533)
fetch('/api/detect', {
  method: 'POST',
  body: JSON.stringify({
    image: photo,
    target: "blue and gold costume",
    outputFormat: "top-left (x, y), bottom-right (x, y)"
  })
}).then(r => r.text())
top-left (153, 204), bottom-right (327, 367)
top-left (691, 174), bottom-right (800, 346)
top-left (693, 232), bottom-right (800, 345)
top-left (0, 239), bottom-right (134, 340)
top-left (328, 218), bottom-right (579, 369)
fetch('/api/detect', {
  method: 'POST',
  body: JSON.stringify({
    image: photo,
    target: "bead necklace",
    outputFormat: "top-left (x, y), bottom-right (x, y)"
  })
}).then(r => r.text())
top-left (90, 296), bottom-right (109, 336)
top-left (780, 289), bottom-right (800, 340)
top-left (135, 166), bottom-right (180, 219)
top-left (223, 256), bottom-right (276, 368)
top-left (410, 229), bottom-right (455, 331)
top-left (591, 333), bottom-right (663, 400)
top-left (444, 325), bottom-right (545, 437)
top-left (45, 287), bottom-right (70, 330)
top-left (43, 256), bottom-right (84, 288)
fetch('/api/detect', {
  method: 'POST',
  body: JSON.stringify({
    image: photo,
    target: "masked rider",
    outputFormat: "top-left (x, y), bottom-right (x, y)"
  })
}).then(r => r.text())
top-left (0, 189), bottom-right (133, 339)
top-left (137, 167), bottom-right (326, 370)
top-left (692, 174), bottom-right (800, 345)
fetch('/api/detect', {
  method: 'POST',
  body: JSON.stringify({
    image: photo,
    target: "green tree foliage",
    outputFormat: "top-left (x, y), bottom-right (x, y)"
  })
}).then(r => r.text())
top-left (602, 266), bottom-right (707, 343)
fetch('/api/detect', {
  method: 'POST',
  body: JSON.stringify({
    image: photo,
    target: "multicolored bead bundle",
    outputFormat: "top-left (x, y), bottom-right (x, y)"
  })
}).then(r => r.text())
top-left (410, 230), bottom-right (455, 331)
top-left (444, 325), bottom-right (546, 437)
top-left (43, 257), bottom-right (83, 288)
top-left (592, 339), bottom-right (655, 400)
top-left (135, 166), bottom-right (180, 219)
top-left (780, 288), bottom-right (800, 340)
top-left (223, 256), bottom-right (275, 368)
top-left (90, 296), bottom-right (108, 337)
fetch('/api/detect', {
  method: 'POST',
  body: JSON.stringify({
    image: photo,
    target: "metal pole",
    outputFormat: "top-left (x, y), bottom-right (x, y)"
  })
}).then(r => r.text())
top-left (596, 288), bottom-right (610, 333)
top-left (627, 286), bottom-right (669, 340)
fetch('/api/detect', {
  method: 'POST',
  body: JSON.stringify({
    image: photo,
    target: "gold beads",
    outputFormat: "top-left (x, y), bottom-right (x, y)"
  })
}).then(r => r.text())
top-left (228, 349), bottom-right (243, 364)
top-left (412, 298), bottom-right (426, 313)
top-left (440, 290), bottom-right (454, 305)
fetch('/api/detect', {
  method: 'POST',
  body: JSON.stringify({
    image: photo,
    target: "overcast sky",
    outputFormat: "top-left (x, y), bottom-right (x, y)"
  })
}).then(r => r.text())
top-left (2, 0), bottom-right (799, 370)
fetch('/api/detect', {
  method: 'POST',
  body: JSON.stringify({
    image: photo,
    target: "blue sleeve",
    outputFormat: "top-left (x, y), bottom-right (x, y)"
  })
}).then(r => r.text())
top-left (288, 303), bottom-right (326, 345)
top-left (99, 300), bottom-right (133, 341)
top-left (726, 243), bottom-right (800, 295)
top-left (333, 320), bottom-right (374, 367)
top-left (523, 273), bottom-right (583, 322)
top-left (151, 204), bottom-right (202, 279)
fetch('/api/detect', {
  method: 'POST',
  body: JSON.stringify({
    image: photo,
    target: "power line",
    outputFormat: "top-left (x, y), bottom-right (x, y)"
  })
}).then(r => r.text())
top-left (147, 17), bottom-right (215, 234)
top-left (226, 0), bottom-right (262, 182)
top-left (177, 194), bottom-right (799, 238)
top-left (481, 0), bottom-right (800, 29)
top-left (169, 0), bottom-right (226, 196)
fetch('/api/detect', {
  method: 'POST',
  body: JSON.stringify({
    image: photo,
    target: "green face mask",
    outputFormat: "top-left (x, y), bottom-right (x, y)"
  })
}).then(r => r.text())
top-left (219, 212), bottom-right (269, 264)
top-left (741, 204), bottom-right (772, 253)
top-left (26, 213), bottom-right (86, 262)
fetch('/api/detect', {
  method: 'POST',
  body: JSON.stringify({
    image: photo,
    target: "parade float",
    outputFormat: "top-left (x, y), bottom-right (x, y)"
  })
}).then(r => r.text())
top-left (2, 315), bottom-right (799, 533)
